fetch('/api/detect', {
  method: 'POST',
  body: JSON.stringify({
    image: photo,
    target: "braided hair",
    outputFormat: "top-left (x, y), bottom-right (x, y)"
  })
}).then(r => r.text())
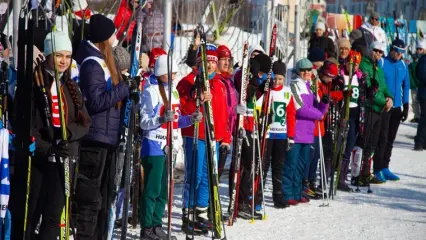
top-left (63, 68), bottom-right (89, 127)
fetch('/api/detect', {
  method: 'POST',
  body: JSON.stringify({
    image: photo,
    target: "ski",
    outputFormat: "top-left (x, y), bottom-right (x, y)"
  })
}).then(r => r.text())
top-left (119, 2), bottom-right (143, 237)
top-left (198, 25), bottom-right (224, 239)
top-left (228, 41), bottom-right (249, 226)
top-left (0, 0), bottom-right (12, 33)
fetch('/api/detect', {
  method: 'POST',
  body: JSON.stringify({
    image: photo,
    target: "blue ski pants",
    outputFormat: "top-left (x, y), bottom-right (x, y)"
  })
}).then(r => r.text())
top-left (182, 137), bottom-right (219, 208)
top-left (304, 137), bottom-right (320, 182)
top-left (282, 143), bottom-right (311, 201)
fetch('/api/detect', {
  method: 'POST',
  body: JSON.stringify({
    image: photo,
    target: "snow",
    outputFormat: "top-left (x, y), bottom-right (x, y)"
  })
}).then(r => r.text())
top-left (114, 111), bottom-right (426, 240)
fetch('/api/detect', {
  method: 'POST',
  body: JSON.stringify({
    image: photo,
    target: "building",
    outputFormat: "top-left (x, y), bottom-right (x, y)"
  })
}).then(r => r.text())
top-left (326, 0), bottom-right (426, 20)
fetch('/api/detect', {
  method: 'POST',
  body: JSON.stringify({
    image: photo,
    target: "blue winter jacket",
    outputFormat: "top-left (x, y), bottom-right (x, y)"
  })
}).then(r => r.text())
top-left (75, 40), bottom-right (129, 146)
top-left (415, 54), bottom-right (426, 100)
top-left (379, 56), bottom-right (410, 107)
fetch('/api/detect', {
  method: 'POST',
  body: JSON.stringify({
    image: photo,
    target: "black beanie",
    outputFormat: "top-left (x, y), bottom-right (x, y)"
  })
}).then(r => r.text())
top-left (253, 53), bottom-right (272, 74)
top-left (308, 47), bottom-right (326, 62)
top-left (272, 60), bottom-right (286, 76)
top-left (87, 14), bottom-right (116, 43)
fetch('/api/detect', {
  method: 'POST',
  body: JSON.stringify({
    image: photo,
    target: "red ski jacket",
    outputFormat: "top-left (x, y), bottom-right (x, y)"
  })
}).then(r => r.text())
top-left (177, 70), bottom-right (232, 144)
top-left (114, 0), bottom-right (135, 42)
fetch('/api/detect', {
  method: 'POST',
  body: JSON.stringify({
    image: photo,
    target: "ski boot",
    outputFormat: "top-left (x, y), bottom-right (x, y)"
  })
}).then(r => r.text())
top-left (140, 227), bottom-right (160, 240)
top-left (381, 168), bottom-right (400, 181)
top-left (153, 225), bottom-right (177, 240)
top-left (273, 194), bottom-right (290, 208)
top-left (373, 171), bottom-right (387, 183)
top-left (181, 208), bottom-right (209, 236)
top-left (196, 207), bottom-right (213, 230)
top-left (237, 203), bottom-right (262, 220)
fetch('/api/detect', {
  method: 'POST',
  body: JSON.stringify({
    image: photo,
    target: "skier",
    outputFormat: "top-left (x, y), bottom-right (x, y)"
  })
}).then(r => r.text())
top-left (374, 38), bottom-right (410, 182)
top-left (357, 41), bottom-right (394, 186)
top-left (177, 43), bottom-right (231, 233)
top-left (360, 12), bottom-right (388, 52)
top-left (303, 60), bottom-right (341, 199)
top-left (308, 21), bottom-right (336, 59)
top-left (337, 50), bottom-right (363, 192)
top-left (408, 39), bottom-right (426, 123)
top-left (215, 43), bottom-right (238, 177)
top-left (73, 14), bottom-right (137, 239)
top-left (283, 59), bottom-right (329, 205)
top-left (233, 52), bottom-right (271, 219)
top-left (414, 53), bottom-right (426, 150)
top-left (338, 39), bottom-right (351, 65)
top-left (261, 60), bottom-right (296, 208)
top-left (25, 31), bottom-right (90, 240)
top-left (139, 55), bottom-right (201, 240)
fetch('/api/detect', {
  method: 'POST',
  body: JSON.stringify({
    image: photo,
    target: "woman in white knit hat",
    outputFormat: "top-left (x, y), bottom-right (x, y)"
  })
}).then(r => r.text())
top-left (308, 21), bottom-right (337, 59)
top-left (20, 30), bottom-right (90, 240)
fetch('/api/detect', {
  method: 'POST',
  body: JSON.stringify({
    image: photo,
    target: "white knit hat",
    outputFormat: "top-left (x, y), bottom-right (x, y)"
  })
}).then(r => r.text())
top-left (416, 39), bottom-right (426, 50)
top-left (155, 55), bottom-right (178, 77)
top-left (44, 31), bottom-right (72, 56)
top-left (316, 21), bottom-right (326, 31)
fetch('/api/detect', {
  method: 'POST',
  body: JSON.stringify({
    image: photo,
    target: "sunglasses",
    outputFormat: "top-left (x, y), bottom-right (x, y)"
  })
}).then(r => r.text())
top-left (373, 49), bottom-right (384, 54)
top-left (299, 68), bottom-right (312, 73)
top-left (371, 17), bottom-right (379, 21)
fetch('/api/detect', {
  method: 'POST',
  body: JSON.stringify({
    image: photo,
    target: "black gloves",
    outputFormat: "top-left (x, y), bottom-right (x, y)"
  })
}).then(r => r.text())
top-left (321, 95), bottom-right (330, 104)
top-left (401, 103), bottom-right (409, 122)
top-left (129, 92), bottom-right (140, 103)
top-left (52, 141), bottom-right (69, 158)
top-left (124, 79), bottom-right (138, 91)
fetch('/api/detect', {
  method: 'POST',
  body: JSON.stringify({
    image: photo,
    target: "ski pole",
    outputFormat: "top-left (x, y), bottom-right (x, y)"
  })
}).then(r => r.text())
top-left (318, 122), bottom-right (330, 207)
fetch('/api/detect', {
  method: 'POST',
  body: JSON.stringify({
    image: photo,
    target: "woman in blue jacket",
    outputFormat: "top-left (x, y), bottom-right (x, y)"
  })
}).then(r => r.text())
top-left (73, 14), bottom-right (136, 239)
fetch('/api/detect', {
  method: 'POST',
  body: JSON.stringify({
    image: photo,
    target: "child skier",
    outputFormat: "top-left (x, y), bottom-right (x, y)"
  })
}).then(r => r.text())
top-left (177, 43), bottom-right (231, 233)
top-left (337, 50), bottom-right (363, 192)
top-left (139, 55), bottom-right (201, 240)
top-left (283, 59), bottom-right (329, 205)
top-left (261, 60), bottom-right (296, 208)
top-left (26, 31), bottom-right (90, 239)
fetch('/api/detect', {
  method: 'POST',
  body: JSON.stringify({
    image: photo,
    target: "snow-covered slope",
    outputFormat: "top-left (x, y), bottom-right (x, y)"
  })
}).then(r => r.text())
top-left (114, 111), bottom-right (426, 240)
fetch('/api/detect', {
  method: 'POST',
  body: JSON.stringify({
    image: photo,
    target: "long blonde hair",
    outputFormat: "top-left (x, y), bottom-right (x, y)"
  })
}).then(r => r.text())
top-left (96, 40), bottom-right (122, 108)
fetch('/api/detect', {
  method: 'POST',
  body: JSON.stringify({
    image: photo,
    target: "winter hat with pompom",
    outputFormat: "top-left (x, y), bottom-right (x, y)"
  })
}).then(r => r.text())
top-left (155, 55), bottom-right (178, 77)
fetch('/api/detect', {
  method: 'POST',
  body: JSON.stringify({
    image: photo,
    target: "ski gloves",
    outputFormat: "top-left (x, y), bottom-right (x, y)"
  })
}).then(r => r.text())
top-left (401, 103), bottom-right (409, 122)
top-left (190, 111), bottom-right (203, 123)
top-left (159, 110), bottom-right (175, 124)
top-left (235, 104), bottom-right (247, 115)
top-left (321, 95), bottom-right (330, 104)
top-left (124, 79), bottom-right (140, 103)
top-left (287, 138), bottom-right (294, 151)
top-left (52, 141), bottom-right (69, 158)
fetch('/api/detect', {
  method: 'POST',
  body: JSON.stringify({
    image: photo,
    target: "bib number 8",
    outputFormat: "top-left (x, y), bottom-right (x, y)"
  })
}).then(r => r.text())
top-left (351, 87), bottom-right (359, 103)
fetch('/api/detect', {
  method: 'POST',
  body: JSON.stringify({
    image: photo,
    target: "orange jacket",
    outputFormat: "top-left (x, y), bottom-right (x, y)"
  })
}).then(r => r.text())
top-left (314, 80), bottom-right (343, 137)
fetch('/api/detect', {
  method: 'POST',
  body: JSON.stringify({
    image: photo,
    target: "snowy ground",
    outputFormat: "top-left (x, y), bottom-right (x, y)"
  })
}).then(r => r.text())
top-left (114, 112), bottom-right (426, 240)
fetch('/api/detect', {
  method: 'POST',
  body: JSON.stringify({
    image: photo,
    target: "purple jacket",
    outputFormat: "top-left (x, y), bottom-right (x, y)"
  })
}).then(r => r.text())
top-left (219, 73), bottom-right (238, 134)
top-left (289, 77), bottom-right (328, 144)
top-left (75, 40), bottom-right (129, 146)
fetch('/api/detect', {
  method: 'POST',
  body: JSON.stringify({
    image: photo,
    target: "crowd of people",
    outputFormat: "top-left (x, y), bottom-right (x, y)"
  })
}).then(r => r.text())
top-left (1, 2), bottom-right (425, 239)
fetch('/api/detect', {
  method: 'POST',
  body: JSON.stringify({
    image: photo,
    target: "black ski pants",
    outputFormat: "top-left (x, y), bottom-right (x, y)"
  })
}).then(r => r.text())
top-left (415, 99), bottom-right (426, 146)
top-left (19, 159), bottom-right (65, 240)
top-left (360, 111), bottom-right (382, 177)
top-left (74, 141), bottom-right (117, 240)
top-left (373, 107), bottom-right (402, 172)
top-left (262, 139), bottom-right (287, 196)
top-left (238, 133), bottom-right (260, 205)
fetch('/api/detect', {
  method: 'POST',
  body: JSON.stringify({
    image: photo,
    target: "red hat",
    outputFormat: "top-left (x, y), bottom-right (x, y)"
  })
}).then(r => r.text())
top-left (320, 61), bottom-right (338, 78)
top-left (149, 48), bottom-right (167, 69)
top-left (217, 45), bottom-right (231, 59)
